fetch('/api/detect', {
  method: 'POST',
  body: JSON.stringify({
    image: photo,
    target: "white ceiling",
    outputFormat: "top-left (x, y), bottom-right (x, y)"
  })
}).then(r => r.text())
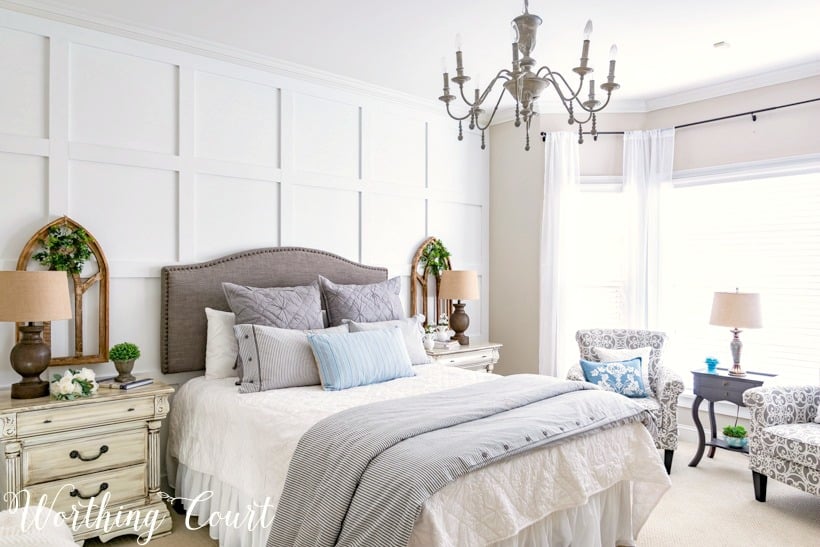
top-left (13, 0), bottom-right (820, 109)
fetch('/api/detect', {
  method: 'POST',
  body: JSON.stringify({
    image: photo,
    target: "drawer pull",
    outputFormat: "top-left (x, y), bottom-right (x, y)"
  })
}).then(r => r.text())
top-left (43, 419), bottom-right (52, 424)
top-left (127, 408), bottom-right (135, 412)
top-left (722, 381), bottom-right (729, 386)
top-left (70, 482), bottom-right (108, 500)
top-left (69, 445), bottom-right (109, 462)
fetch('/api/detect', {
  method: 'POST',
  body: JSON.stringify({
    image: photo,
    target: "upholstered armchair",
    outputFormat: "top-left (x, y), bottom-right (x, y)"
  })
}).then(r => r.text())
top-left (568, 329), bottom-right (684, 474)
top-left (743, 385), bottom-right (820, 502)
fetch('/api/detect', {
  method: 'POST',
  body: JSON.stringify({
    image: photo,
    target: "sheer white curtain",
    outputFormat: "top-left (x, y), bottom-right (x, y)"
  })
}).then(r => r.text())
top-left (622, 128), bottom-right (675, 328)
top-left (539, 132), bottom-right (579, 376)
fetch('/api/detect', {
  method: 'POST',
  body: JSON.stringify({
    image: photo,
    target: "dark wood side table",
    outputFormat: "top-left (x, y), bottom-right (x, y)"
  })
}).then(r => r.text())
top-left (688, 368), bottom-right (776, 467)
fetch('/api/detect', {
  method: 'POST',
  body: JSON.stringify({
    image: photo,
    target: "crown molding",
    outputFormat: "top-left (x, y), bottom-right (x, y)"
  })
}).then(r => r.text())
top-left (645, 61), bottom-right (820, 111)
top-left (3, 1), bottom-right (817, 120)
top-left (0, 0), bottom-right (443, 114)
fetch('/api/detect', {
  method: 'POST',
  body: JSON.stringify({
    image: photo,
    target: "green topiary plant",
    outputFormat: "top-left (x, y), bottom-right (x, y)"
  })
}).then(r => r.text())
top-left (109, 342), bottom-right (141, 362)
top-left (420, 239), bottom-right (451, 279)
top-left (722, 425), bottom-right (747, 438)
top-left (33, 225), bottom-right (92, 274)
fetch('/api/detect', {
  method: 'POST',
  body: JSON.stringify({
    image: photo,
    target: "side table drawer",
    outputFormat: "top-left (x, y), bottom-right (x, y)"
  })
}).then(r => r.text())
top-left (17, 397), bottom-right (155, 436)
top-left (697, 386), bottom-right (745, 405)
top-left (23, 429), bottom-right (147, 486)
top-left (26, 464), bottom-right (147, 515)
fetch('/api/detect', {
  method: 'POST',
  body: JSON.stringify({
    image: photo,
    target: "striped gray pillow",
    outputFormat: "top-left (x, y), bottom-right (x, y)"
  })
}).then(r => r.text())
top-left (344, 314), bottom-right (431, 365)
top-left (234, 323), bottom-right (349, 393)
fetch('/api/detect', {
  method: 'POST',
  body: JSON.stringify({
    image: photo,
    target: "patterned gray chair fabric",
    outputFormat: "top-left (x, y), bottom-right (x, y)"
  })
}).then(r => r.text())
top-left (568, 328), bottom-right (684, 474)
top-left (743, 385), bottom-right (820, 502)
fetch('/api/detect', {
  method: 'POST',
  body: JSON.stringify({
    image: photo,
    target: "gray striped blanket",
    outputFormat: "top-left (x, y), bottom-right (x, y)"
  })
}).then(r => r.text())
top-left (267, 374), bottom-right (652, 547)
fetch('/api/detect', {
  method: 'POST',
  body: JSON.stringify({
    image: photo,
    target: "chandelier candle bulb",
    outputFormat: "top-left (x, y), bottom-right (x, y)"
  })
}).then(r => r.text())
top-left (583, 19), bottom-right (593, 39)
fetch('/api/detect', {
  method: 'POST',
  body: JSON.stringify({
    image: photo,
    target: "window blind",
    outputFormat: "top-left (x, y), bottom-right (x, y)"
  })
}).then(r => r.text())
top-left (657, 172), bottom-right (820, 385)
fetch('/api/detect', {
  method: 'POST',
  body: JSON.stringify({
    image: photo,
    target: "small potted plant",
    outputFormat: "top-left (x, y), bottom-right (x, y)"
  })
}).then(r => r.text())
top-left (109, 342), bottom-right (141, 383)
top-left (722, 424), bottom-right (748, 448)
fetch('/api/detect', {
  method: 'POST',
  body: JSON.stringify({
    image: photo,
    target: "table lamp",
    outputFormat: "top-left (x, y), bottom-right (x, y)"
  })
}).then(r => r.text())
top-left (0, 271), bottom-right (72, 398)
top-left (438, 270), bottom-right (479, 345)
top-left (709, 290), bottom-right (762, 377)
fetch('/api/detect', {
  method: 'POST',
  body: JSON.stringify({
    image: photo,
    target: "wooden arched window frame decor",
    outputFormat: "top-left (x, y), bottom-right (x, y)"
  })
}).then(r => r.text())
top-left (16, 216), bottom-right (110, 366)
top-left (410, 237), bottom-right (453, 327)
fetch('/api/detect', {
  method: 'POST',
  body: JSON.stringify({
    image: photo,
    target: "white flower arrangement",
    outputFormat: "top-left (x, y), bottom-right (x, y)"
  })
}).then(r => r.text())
top-left (50, 368), bottom-right (99, 400)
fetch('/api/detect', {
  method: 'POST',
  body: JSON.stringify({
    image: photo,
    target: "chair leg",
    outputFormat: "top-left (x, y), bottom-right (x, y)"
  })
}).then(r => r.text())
top-left (753, 471), bottom-right (768, 502)
top-left (664, 449), bottom-right (674, 474)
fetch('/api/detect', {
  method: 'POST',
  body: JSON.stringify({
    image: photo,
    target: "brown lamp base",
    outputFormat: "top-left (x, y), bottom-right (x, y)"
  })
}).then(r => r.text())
top-left (448, 301), bottom-right (471, 346)
top-left (11, 380), bottom-right (50, 399)
top-left (10, 324), bottom-right (52, 399)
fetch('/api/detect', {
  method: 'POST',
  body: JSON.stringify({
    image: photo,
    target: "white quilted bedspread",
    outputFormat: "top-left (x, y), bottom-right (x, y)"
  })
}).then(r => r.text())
top-left (167, 365), bottom-right (670, 546)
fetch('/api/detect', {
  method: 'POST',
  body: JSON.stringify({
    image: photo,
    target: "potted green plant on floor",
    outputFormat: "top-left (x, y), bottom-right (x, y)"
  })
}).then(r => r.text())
top-left (722, 424), bottom-right (748, 448)
top-left (110, 342), bottom-right (141, 383)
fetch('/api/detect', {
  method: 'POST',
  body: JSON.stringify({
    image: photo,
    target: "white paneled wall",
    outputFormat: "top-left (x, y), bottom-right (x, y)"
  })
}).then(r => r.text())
top-left (0, 9), bottom-right (490, 387)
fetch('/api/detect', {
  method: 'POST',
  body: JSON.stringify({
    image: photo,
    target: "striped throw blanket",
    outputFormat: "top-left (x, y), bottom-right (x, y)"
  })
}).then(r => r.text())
top-left (267, 374), bottom-right (652, 547)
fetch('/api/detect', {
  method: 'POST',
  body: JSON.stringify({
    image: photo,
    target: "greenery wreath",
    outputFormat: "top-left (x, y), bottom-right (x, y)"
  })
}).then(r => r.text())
top-left (420, 239), bottom-right (451, 278)
top-left (33, 225), bottom-right (92, 274)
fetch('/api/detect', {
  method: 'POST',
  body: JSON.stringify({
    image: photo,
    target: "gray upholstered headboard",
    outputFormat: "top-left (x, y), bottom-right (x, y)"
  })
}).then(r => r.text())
top-left (160, 247), bottom-right (388, 374)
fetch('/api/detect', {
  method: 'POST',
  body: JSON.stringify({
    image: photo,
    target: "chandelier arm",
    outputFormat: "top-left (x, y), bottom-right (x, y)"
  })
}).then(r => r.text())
top-left (445, 102), bottom-right (473, 122)
top-left (458, 85), bottom-right (478, 108)
top-left (573, 91), bottom-right (613, 114)
top-left (474, 87), bottom-right (508, 132)
top-left (478, 71), bottom-right (513, 104)
top-left (538, 68), bottom-right (586, 103)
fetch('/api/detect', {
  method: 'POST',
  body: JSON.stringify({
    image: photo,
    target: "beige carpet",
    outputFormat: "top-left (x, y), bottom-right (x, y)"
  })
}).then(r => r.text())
top-left (89, 441), bottom-right (819, 546)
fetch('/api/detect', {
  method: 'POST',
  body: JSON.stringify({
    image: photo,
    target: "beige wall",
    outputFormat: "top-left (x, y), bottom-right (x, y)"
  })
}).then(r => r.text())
top-left (489, 76), bottom-right (820, 375)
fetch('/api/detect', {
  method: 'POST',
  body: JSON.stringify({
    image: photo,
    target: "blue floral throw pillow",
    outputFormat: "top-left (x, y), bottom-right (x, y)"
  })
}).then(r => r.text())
top-left (579, 357), bottom-right (648, 398)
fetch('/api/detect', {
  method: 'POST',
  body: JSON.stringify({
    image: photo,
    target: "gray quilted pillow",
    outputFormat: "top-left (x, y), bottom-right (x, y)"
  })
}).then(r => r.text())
top-left (318, 275), bottom-right (403, 327)
top-left (222, 281), bottom-right (323, 330)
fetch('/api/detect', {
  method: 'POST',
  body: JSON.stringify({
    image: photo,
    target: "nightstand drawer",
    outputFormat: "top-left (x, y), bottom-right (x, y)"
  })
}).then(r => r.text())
top-left (696, 386), bottom-right (745, 405)
top-left (437, 351), bottom-right (493, 368)
top-left (27, 464), bottom-right (147, 515)
top-left (23, 429), bottom-right (147, 485)
top-left (16, 397), bottom-right (155, 436)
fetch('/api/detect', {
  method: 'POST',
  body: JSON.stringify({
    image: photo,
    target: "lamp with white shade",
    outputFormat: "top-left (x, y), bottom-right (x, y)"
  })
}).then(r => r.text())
top-left (709, 290), bottom-right (762, 377)
top-left (438, 270), bottom-right (479, 345)
top-left (0, 271), bottom-right (72, 398)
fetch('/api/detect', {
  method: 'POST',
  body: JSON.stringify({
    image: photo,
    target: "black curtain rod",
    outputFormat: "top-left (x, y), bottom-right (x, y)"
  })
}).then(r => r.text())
top-left (540, 96), bottom-right (820, 142)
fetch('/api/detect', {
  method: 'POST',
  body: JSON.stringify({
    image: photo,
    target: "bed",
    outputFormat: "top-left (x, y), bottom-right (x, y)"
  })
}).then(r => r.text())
top-left (162, 247), bottom-right (671, 547)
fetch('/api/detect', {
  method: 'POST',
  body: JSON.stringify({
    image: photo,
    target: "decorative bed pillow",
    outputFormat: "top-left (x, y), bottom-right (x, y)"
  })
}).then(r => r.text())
top-left (344, 314), bottom-right (431, 365)
top-left (234, 323), bottom-right (349, 393)
top-left (580, 357), bottom-right (648, 398)
top-left (205, 308), bottom-right (238, 379)
top-left (307, 328), bottom-right (415, 391)
top-left (223, 281), bottom-right (324, 330)
top-left (594, 346), bottom-right (652, 395)
top-left (318, 275), bottom-right (403, 327)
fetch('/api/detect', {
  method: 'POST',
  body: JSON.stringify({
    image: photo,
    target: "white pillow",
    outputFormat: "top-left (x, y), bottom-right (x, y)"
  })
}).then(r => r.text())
top-left (205, 308), bottom-right (238, 379)
top-left (344, 314), bottom-right (431, 366)
top-left (594, 346), bottom-right (652, 395)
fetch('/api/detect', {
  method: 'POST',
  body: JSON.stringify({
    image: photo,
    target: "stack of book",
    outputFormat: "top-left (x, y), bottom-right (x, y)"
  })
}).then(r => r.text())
top-left (100, 378), bottom-right (154, 390)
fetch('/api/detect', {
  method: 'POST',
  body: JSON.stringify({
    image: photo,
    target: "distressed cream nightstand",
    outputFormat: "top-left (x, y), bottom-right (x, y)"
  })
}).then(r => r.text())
top-left (426, 341), bottom-right (502, 373)
top-left (0, 381), bottom-right (174, 543)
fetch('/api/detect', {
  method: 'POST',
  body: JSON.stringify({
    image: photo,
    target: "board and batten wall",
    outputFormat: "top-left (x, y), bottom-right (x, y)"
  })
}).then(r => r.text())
top-left (0, 8), bottom-right (490, 388)
top-left (490, 76), bottom-right (820, 376)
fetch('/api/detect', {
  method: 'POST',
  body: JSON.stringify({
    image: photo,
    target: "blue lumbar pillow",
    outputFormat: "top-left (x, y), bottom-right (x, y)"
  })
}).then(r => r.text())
top-left (579, 357), bottom-right (648, 398)
top-left (307, 327), bottom-right (415, 391)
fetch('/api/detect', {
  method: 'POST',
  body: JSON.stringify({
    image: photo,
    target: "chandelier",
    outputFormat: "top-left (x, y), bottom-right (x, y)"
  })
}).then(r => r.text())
top-left (438, 0), bottom-right (619, 150)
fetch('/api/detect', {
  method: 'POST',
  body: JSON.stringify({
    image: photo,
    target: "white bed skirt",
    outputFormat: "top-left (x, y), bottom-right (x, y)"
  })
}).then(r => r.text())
top-left (174, 462), bottom-right (640, 547)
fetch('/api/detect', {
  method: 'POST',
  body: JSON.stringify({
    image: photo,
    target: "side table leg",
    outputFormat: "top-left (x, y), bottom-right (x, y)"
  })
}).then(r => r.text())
top-left (708, 401), bottom-right (717, 458)
top-left (688, 396), bottom-right (706, 467)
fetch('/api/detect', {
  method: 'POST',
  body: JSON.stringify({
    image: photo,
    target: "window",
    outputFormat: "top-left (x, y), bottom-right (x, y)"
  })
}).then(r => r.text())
top-left (658, 171), bottom-right (820, 386)
top-left (557, 183), bottom-right (630, 373)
